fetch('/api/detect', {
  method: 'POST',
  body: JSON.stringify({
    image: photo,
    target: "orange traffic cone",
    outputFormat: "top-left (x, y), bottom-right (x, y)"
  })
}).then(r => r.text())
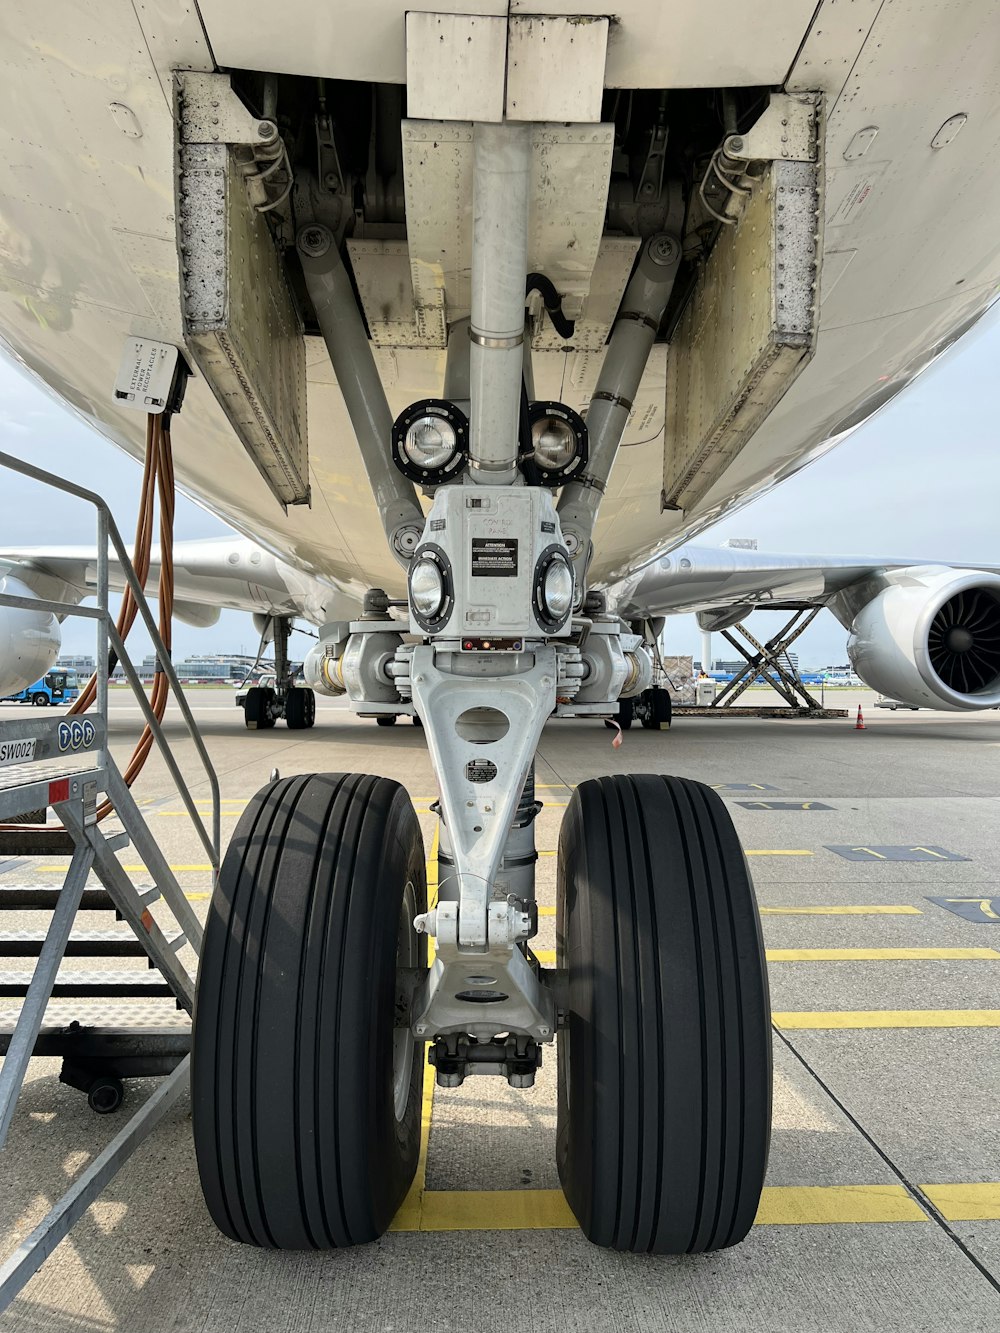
top-left (855, 705), bottom-right (866, 730)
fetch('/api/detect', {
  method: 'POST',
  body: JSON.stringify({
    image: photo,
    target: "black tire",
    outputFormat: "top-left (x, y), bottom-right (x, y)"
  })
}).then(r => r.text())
top-left (31, 693), bottom-right (48, 707)
top-left (556, 774), bottom-right (771, 1254)
top-left (243, 686), bottom-right (276, 730)
top-left (639, 686), bottom-right (671, 730)
top-left (411, 713), bottom-right (423, 727)
top-left (284, 686), bottom-right (316, 730)
top-left (376, 714), bottom-right (397, 727)
top-left (192, 773), bottom-right (426, 1247)
top-left (603, 698), bottom-right (633, 731)
top-left (87, 1076), bottom-right (124, 1115)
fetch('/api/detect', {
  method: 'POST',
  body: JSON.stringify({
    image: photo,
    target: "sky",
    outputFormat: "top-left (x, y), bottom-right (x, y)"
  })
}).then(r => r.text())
top-left (1, 304), bottom-right (999, 669)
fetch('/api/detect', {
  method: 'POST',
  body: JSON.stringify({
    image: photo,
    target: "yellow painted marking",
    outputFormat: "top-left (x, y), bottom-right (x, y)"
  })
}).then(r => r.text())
top-left (536, 783), bottom-right (575, 790)
top-left (426, 823), bottom-right (439, 966)
top-left (391, 1184), bottom-right (927, 1232)
top-left (538, 850), bottom-right (556, 858)
top-left (533, 948), bottom-right (995, 967)
top-left (156, 811), bottom-right (241, 817)
top-left (391, 1051), bottom-right (436, 1231)
top-left (745, 850), bottom-right (814, 857)
top-left (910, 847), bottom-right (950, 860)
top-left (755, 1185), bottom-right (925, 1225)
top-left (922, 1183), bottom-right (1000, 1221)
top-left (774, 1010), bottom-right (1000, 1030)
top-left (39, 864), bottom-right (214, 873)
top-left (767, 947), bottom-right (1000, 962)
top-left (852, 847), bottom-right (887, 859)
top-left (759, 905), bottom-right (922, 916)
top-left (395, 1189), bottom-right (576, 1232)
top-left (538, 905), bottom-right (555, 917)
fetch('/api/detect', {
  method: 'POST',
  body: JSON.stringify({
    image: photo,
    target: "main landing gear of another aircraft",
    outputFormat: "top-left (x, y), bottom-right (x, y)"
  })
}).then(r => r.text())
top-left (240, 615), bottom-right (316, 731)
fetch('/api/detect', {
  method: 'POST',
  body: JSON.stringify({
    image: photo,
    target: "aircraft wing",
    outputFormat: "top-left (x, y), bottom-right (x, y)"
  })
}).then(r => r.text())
top-left (612, 545), bottom-right (1000, 627)
top-left (0, 538), bottom-right (356, 628)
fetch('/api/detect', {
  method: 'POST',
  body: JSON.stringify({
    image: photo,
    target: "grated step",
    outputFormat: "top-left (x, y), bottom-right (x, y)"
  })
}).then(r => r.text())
top-left (0, 971), bottom-right (176, 999)
top-left (0, 885), bottom-right (117, 912)
top-left (0, 930), bottom-right (183, 958)
top-left (0, 1001), bottom-right (190, 1030)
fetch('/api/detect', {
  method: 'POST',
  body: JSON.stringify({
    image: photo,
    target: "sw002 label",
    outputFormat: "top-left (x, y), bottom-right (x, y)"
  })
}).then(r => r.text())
top-left (471, 537), bottom-right (518, 577)
top-left (0, 738), bottom-right (36, 767)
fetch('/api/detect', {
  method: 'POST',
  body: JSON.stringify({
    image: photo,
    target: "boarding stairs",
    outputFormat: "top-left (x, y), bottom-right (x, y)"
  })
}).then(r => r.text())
top-left (0, 449), bottom-right (220, 1309)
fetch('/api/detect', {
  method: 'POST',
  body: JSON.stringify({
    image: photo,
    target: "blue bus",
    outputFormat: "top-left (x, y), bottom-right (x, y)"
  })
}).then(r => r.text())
top-left (1, 668), bottom-right (80, 706)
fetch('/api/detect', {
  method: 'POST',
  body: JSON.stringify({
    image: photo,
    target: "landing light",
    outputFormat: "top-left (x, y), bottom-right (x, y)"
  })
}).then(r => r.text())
top-left (409, 545), bottom-right (454, 634)
top-left (525, 402), bottom-right (588, 486)
top-left (392, 400), bottom-right (468, 484)
top-left (410, 558), bottom-right (445, 617)
top-left (533, 547), bottom-right (575, 633)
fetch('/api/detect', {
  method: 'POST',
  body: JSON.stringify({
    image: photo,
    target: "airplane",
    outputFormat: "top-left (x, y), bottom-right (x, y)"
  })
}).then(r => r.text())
top-left (1, 0), bottom-right (1000, 1258)
top-left (4, 535), bottom-right (999, 723)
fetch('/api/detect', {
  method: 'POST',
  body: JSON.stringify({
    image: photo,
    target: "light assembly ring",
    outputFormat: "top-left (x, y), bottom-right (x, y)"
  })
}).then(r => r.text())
top-left (523, 401), bottom-right (589, 487)
top-left (408, 542), bottom-right (455, 635)
top-left (391, 399), bottom-right (469, 485)
top-left (532, 544), bottom-right (575, 634)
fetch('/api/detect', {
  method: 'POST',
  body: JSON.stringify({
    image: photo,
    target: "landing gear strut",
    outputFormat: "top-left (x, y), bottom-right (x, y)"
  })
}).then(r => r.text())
top-left (239, 615), bottom-right (316, 730)
top-left (193, 113), bottom-right (772, 1257)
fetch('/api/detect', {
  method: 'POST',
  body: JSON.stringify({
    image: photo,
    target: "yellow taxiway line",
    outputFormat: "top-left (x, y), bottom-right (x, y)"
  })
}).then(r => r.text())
top-left (766, 947), bottom-right (1000, 961)
top-left (392, 1181), bottom-right (1000, 1232)
top-left (532, 949), bottom-right (998, 966)
top-left (759, 905), bottom-right (923, 916)
top-left (774, 1009), bottom-right (1000, 1029)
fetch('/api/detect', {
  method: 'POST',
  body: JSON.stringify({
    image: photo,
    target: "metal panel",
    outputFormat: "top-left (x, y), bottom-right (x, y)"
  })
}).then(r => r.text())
top-left (406, 12), bottom-right (505, 123)
top-left (177, 81), bottom-right (309, 509)
top-left (197, 0), bottom-right (816, 89)
top-left (530, 237), bottom-right (639, 353)
top-left (663, 154), bottom-right (821, 514)
top-left (197, 0), bottom-right (506, 84)
top-left (402, 121), bottom-right (614, 330)
top-left (509, 0), bottom-right (819, 88)
top-left (506, 16), bottom-right (608, 123)
top-left (786, 0), bottom-right (883, 104)
top-left (347, 240), bottom-right (446, 348)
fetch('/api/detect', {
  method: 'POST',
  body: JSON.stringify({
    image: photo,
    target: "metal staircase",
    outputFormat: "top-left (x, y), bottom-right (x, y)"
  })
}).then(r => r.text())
top-left (0, 449), bottom-right (220, 1309)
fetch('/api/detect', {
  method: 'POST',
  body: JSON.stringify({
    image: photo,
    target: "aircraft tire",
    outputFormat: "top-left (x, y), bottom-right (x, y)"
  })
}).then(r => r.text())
top-left (284, 686), bottom-right (316, 729)
top-left (639, 686), bottom-right (671, 730)
top-left (192, 773), bottom-right (426, 1247)
top-left (556, 774), bottom-right (771, 1253)
top-left (376, 715), bottom-right (397, 727)
top-left (243, 686), bottom-right (276, 730)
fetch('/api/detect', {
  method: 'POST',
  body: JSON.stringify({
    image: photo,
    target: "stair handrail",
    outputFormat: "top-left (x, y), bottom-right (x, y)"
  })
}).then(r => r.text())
top-left (0, 448), bottom-right (220, 873)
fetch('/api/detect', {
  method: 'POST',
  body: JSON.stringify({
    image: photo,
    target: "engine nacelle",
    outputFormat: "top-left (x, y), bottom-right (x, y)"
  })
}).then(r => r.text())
top-left (0, 575), bottom-right (62, 696)
top-left (847, 567), bottom-right (1000, 710)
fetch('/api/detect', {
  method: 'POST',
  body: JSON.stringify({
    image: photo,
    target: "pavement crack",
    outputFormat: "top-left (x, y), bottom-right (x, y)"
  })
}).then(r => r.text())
top-left (772, 1023), bottom-right (1000, 1301)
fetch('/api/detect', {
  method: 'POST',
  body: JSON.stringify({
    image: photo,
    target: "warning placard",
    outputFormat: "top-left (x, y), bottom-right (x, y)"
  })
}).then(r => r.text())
top-left (471, 538), bottom-right (518, 577)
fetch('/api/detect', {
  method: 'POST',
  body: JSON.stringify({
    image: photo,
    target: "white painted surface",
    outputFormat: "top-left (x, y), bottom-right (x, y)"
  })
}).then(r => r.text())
top-left (405, 12), bottom-right (506, 123)
top-left (506, 16), bottom-right (608, 123)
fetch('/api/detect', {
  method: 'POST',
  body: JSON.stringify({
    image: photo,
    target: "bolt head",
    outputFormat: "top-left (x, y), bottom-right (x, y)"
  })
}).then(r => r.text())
top-left (297, 225), bottom-right (331, 258)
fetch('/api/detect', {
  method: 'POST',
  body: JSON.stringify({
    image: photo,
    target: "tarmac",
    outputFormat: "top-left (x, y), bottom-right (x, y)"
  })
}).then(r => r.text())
top-left (0, 686), bottom-right (999, 1331)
